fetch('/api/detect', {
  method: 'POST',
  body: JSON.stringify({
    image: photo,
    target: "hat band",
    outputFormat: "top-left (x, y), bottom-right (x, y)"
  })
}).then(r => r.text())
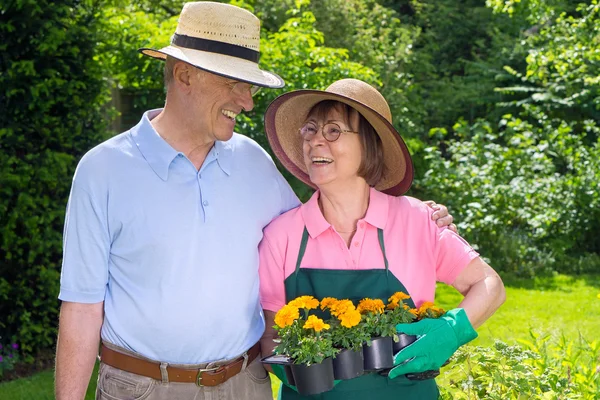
top-left (171, 33), bottom-right (260, 63)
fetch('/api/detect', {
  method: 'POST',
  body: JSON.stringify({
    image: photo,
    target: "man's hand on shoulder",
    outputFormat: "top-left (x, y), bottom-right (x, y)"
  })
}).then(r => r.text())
top-left (424, 201), bottom-right (457, 233)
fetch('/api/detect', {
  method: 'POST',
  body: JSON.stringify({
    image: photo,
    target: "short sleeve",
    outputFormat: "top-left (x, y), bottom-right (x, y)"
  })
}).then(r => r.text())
top-left (258, 228), bottom-right (287, 312)
top-left (275, 172), bottom-right (301, 215)
top-left (59, 180), bottom-right (110, 303)
top-left (435, 227), bottom-right (479, 285)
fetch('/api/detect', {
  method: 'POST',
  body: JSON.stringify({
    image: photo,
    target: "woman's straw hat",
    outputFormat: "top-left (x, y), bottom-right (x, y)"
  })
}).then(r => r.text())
top-left (265, 79), bottom-right (414, 196)
top-left (140, 2), bottom-right (284, 88)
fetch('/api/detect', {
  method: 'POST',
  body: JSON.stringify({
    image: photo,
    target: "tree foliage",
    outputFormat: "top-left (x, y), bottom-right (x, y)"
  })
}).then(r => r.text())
top-left (2, 0), bottom-right (599, 362)
top-left (0, 0), bottom-right (112, 359)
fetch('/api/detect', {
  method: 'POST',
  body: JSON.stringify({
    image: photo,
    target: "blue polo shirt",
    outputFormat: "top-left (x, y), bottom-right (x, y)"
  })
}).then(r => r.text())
top-left (59, 109), bottom-right (300, 363)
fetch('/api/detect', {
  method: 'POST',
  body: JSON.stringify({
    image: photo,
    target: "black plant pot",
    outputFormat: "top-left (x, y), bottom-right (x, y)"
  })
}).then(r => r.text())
top-left (393, 333), bottom-right (417, 353)
top-left (333, 348), bottom-right (364, 380)
top-left (290, 357), bottom-right (335, 396)
top-left (363, 336), bottom-right (394, 370)
top-left (284, 365), bottom-right (296, 386)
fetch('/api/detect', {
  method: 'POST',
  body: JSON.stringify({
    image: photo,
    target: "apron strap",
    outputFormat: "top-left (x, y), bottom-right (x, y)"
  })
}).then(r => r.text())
top-left (295, 227), bottom-right (389, 273)
top-left (377, 228), bottom-right (390, 276)
top-left (295, 227), bottom-right (310, 274)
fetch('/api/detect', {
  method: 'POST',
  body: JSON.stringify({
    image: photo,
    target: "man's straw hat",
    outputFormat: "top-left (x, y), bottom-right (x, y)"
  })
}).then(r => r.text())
top-left (140, 2), bottom-right (284, 88)
top-left (265, 79), bottom-right (414, 196)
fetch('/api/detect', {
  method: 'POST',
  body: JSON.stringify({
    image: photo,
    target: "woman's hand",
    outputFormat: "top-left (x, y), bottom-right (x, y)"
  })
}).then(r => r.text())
top-left (388, 308), bottom-right (477, 378)
top-left (424, 201), bottom-right (457, 233)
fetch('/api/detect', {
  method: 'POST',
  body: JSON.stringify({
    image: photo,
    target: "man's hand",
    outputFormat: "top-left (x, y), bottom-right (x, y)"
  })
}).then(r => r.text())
top-left (424, 201), bottom-right (457, 233)
top-left (55, 301), bottom-right (104, 400)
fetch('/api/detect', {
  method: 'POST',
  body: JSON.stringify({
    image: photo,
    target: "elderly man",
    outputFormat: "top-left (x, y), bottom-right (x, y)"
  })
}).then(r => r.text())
top-left (54, 2), bottom-right (454, 400)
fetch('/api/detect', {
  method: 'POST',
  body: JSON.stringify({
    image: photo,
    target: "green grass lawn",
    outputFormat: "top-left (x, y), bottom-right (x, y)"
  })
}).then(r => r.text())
top-left (1, 274), bottom-right (598, 399)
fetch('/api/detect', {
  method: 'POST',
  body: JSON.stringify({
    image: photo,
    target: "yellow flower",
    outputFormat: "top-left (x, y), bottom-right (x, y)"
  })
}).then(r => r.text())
top-left (303, 315), bottom-right (330, 332)
top-left (274, 304), bottom-right (300, 328)
top-left (320, 297), bottom-right (339, 311)
top-left (330, 299), bottom-right (355, 317)
top-left (357, 298), bottom-right (385, 314)
top-left (289, 295), bottom-right (320, 310)
top-left (387, 291), bottom-right (411, 309)
top-left (339, 309), bottom-right (362, 328)
top-left (389, 292), bottom-right (411, 303)
top-left (597, 293), bottom-right (600, 299)
top-left (409, 308), bottom-right (419, 317)
top-left (416, 302), bottom-right (445, 319)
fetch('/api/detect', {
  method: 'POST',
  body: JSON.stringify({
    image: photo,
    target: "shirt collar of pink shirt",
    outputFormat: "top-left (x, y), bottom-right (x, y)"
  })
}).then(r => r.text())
top-left (300, 187), bottom-right (389, 239)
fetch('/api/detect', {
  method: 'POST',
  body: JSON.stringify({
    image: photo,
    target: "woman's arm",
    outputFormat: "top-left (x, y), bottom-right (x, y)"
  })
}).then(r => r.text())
top-left (451, 257), bottom-right (506, 328)
top-left (260, 310), bottom-right (278, 373)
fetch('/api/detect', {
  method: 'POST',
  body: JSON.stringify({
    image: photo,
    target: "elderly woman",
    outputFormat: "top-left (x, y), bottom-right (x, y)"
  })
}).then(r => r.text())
top-left (258, 79), bottom-right (505, 399)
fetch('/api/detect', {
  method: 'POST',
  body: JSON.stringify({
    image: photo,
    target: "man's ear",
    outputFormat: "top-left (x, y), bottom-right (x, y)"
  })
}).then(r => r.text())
top-left (173, 61), bottom-right (192, 89)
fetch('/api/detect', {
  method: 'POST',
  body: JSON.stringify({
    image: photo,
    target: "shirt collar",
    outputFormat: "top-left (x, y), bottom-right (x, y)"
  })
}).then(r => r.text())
top-left (130, 109), bottom-right (233, 180)
top-left (364, 187), bottom-right (388, 230)
top-left (213, 139), bottom-right (232, 176)
top-left (301, 187), bottom-right (389, 238)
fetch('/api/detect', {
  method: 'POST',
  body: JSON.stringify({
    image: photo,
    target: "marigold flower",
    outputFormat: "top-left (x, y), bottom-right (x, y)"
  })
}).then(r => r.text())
top-left (303, 315), bottom-right (330, 332)
top-left (416, 302), bottom-right (445, 319)
top-left (387, 292), bottom-right (411, 309)
top-left (389, 292), bottom-right (410, 303)
top-left (330, 299), bottom-right (355, 317)
top-left (409, 308), bottom-right (419, 317)
top-left (357, 298), bottom-right (385, 314)
top-left (320, 297), bottom-right (339, 311)
top-left (339, 309), bottom-right (362, 328)
top-left (289, 295), bottom-right (320, 310)
top-left (274, 304), bottom-right (300, 328)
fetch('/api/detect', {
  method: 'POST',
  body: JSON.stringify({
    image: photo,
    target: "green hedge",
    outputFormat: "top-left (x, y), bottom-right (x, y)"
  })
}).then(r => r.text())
top-left (0, 0), bottom-right (111, 360)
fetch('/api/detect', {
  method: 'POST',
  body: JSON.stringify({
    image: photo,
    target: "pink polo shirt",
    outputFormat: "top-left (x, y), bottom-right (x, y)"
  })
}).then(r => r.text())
top-left (259, 188), bottom-right (479, 312)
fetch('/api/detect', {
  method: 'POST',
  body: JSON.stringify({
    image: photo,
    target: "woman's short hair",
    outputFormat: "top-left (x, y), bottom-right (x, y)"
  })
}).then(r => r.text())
top-left (306, 100), bottom-right (385, 187)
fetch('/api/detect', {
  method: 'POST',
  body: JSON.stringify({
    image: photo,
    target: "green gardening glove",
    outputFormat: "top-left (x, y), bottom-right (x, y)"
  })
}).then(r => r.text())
top-left (271, 364), bottom-right (298, 391)
top-left (388, 308), bottom-right (477, 379)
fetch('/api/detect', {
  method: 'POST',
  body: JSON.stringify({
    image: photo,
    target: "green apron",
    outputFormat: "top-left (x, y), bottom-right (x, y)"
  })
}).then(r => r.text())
top-left (280, 228), bottom-right (439, 400)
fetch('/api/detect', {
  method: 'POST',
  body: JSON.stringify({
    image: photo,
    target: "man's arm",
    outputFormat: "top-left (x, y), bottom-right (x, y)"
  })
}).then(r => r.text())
top-left (55, 301), bottom-right (104, 400)
top-left (260, 310), bottom-right (278, 374)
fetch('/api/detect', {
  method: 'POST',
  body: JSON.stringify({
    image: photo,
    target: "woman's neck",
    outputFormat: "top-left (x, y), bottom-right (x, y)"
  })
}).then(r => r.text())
top-left (318, 181), bottom-right (370, 234)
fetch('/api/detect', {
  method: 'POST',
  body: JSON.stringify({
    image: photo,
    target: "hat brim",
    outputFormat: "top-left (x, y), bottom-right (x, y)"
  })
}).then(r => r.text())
top-left (140, 45), bottom-right (285, 89)
top-left (265, 90), bottom-right (414, 196)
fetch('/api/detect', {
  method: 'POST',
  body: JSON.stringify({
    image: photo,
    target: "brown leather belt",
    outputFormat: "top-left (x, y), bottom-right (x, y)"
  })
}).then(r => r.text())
top-left (100, 342), bottom-right (260, 387)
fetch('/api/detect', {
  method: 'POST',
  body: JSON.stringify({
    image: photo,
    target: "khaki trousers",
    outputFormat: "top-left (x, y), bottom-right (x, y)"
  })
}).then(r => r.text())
top-left (96, 342), bottom-right (272, 400)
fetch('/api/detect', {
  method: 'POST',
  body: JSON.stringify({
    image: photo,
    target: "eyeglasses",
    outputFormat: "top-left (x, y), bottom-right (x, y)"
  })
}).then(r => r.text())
top-left (224, 80), bottom-right (261, 97)
top-left (299, 122), bottom-right (358, 142)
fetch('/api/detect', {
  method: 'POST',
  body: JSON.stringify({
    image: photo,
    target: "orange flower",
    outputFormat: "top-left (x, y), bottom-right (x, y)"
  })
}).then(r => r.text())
top-left (416, 302), bottom-right (445, 319)
top-left (409, 308), bottom-right (419, 317)
top-left (289, 295), bottom-right (320, 310)
top-left (389, 292), bottom-right (410, 303)
top-left (274, 304), bottom-right (300, 328)
top-left (330, 299), bottom-right (355, 317)
top-left (320, 297), bottom-right (339, 311)
top-left (303, 315), bottom-right (330, 332)
top-left (339, 309), bottom-right (362, 328)
top-left (357, 298), bottom-right (385, 314)
top-left (387, 291), bottom-right (411, 309)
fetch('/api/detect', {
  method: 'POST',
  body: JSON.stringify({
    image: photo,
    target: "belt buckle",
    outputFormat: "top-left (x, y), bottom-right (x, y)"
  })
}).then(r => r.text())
top-left (196, 366), bottom-right (221, 387)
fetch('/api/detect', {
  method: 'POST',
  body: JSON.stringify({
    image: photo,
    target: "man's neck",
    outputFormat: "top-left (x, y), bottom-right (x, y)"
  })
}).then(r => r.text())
top-left (150, 105), bottom-right (214, 170)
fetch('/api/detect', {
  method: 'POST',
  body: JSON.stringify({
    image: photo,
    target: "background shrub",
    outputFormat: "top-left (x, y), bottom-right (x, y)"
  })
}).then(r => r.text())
top-left (0, 0), bottom-right (112, 360)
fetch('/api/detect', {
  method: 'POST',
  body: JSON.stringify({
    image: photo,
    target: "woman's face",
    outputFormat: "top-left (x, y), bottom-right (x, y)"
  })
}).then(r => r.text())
top-left (302, 107), bottom-right (364, 189)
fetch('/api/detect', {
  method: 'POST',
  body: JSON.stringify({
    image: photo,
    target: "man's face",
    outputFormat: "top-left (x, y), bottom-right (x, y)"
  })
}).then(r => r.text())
top-left (190, 69), bottom-right (255, 142)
